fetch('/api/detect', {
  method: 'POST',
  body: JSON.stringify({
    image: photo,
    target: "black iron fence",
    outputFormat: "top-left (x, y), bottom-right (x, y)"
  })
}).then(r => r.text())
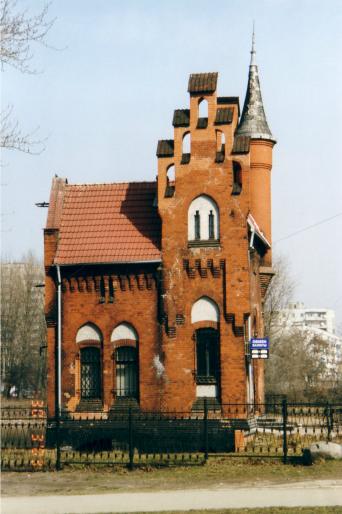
top-left (1, 400), bottom-right (341, 471)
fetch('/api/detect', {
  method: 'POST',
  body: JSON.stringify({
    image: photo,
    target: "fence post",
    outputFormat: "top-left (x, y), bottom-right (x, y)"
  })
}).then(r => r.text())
top-left (55, 413), bottom-right (61, 471)
top-left (128, 407), bottom-right (134, 470)
top-left (282, 398), bottom-right (288, 465)
top-left (204, 398), bottom-right (208, 462)
top-left (326, 402), bottom-right (332, 442)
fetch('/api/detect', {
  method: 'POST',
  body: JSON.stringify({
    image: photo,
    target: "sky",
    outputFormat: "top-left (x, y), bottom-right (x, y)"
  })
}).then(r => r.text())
top-left (1, 0), bottom-right (342, 327)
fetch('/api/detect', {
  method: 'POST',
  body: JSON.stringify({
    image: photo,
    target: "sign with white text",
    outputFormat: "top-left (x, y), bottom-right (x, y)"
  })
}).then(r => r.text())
top-left (250, 338), bottom-right (269, 359)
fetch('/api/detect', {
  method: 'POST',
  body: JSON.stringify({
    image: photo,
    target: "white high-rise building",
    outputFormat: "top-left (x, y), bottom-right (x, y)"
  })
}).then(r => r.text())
top-left (276, 302), bottom-right (342, 375)
top-left (277, 302), bottom-right (336, 334)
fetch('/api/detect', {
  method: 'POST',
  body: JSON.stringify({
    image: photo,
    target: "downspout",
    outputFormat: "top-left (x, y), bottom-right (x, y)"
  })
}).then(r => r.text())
top-left (247, 315), bottom-right (254, 406)
top-left (56, 265), bottom-right (62, 415)
top-left (249, 229), bottom-right (255, 249)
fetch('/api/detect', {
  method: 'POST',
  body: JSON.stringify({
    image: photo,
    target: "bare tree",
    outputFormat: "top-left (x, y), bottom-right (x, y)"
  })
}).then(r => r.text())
top-left (0, 0), bottom-right (55, 154)
top-left (0, 0), bottom-right (54, 73)
top-left (265, 329), bottom-right (333, 401)
top-left (263, 255), bottom-right (296, 338)
top-left (264, 255), bottom-right (341, 401)
top-left (1, 253), bottom-right (46, 397)
top-left (0, 104), bottom-right (45, 154)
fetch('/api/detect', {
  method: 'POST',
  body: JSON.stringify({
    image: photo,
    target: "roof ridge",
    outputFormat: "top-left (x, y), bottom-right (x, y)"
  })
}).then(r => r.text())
top-left (66, 180), bottom-right (157, 187)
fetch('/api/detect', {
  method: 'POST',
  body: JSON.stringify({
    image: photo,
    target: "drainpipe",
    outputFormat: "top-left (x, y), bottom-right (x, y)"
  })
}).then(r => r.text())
top-left (247, 315), bottom-right (254, 406)
top-left (249, 229), bottom-right (255, 250)
top-left (56, 265), bottom-right (62, 416)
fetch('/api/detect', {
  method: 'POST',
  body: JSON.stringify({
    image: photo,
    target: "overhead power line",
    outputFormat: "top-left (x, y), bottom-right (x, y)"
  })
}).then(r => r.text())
top-left (274, 212), bottom-right (342, 244)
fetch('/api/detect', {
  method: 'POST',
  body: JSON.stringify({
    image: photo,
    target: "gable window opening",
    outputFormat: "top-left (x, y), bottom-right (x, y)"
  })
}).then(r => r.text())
top-left (165, 164), bottom-right (175, 198)
top-left (215, 130), bottom-right (225, 163)
top-left (80, 347), bottom-right (101, 400)
top-left (232, 161), bottom-right (242, 195)
top-left (116, 346), bottom-right (138, 398)
top-left (194, 210), bottom-right (200, 240)
top-left (181, 132), bottom-right (191, 164)
top-left (197, 98), bottom-right (208, 129)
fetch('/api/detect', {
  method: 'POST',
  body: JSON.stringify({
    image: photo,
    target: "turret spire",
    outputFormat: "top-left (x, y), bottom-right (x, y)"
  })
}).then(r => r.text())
top-left (250, 21), bottom-right (256, 65)
top-left (236, 28), bottom-right (275, 142)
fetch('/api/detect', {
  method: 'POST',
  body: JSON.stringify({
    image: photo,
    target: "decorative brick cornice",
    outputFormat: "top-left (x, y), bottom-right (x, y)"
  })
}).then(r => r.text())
top-left (183, 258), bottom-right (222, 279)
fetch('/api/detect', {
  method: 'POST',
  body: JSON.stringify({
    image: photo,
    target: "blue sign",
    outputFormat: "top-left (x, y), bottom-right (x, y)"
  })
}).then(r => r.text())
top-left (250, 338), bottom-right (269, 350)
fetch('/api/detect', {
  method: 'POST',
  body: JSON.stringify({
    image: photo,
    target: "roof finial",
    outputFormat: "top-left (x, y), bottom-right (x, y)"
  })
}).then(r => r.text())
top-left (250, 21), bottom-right (256, 66)
top-left (236, 24), bottom-right (275, 142)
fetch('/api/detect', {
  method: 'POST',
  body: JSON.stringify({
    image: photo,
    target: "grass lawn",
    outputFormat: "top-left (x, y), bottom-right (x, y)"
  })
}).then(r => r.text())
top-left (2, 457), bottom-right (342, 497)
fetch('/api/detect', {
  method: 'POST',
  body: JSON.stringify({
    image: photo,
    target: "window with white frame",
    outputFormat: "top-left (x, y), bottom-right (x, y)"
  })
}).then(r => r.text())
top-left (188, 195), bottom-right (219, 242)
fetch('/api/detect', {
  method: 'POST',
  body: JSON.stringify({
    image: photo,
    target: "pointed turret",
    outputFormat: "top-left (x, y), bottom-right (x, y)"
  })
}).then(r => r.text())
top-left (236, 30), bottom-right (275, 142)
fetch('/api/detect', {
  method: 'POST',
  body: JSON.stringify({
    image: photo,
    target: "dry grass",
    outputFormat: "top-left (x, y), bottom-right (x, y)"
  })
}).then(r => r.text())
top-left (2, 457), bottom-right (342, 497)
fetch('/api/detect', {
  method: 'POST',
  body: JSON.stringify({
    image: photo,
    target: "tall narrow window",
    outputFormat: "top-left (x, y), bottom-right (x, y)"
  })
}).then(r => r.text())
top-left (109, 276), bottom-right (114, 303)
top-left (215, 130), bottom-right (225, 163)
top-left (181, 132), bottom-right (191, 164)
top-left (80, 347), bottom-right (101, 399)
top-left (197, 98), bottom-right (208, 129)
top-left (196, 328), bottom-right (219, 384)
top-left (194, 210), bottom-right (200, 240)
top-left (100, 277), bottom-right (105, 303)
top-left (165, 164), bottom-right (175, 197)
top-left (232, 162), bottom-right (242, 195)
top-left (116, 347), bottom-right (138, 398)
top-left (208, 210), bottom-right (214, 239)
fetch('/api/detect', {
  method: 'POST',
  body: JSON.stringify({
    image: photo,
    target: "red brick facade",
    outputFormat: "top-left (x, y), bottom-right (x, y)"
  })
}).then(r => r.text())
top-left (45, 71), bottom-right (275, 418)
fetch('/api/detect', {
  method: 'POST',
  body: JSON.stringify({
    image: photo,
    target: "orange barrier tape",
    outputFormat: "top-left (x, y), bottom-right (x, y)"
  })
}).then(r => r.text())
top-left (31, 434), bottom-right (45, 443)
top-left (31, 401), bottom-right (44, 408)
top-left (30, 460), bottom-right (44, 468)
top-left (31, 409), bottom-right (45, 418)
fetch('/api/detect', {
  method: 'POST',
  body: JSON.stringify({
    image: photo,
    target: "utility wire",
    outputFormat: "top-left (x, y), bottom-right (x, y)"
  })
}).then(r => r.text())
top-left (274, 212), bottom-right (342, 244)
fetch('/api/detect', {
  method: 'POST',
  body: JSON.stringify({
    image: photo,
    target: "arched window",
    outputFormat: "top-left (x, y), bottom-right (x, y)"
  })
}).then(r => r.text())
top-left (188, 195), bottom-right (219, 242)
top-left (215, 130), bottom-right (225, 163)
top-left (165, 164), bottom-right (175, 197)
top-left (181, 132), bottom-right (191, 164)
top-left (191, 296), bottom-right (220, 324)
top-left (115, 347), bottom-right (138, 398)
top-left (197, 98), bottom-right (208, 129)
top-left (80, 347), bottom-right (101, 399)
top-left (232, 161), bottom-right (242, 195)
top-left (76, 323), bottom-right (102, 344)
top-left (111, 322), bottom-right (138, 342)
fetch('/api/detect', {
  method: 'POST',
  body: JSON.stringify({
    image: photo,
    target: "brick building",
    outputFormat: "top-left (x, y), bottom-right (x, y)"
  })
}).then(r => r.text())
top-left (44, 37), bottom-right (276, 418)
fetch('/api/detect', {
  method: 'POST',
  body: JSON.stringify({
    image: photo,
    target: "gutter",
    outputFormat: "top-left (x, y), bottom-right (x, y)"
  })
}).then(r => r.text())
top-left (55, 259), bottom-right (162, 266)
top-left (56, 265), bottom-right (62, 416)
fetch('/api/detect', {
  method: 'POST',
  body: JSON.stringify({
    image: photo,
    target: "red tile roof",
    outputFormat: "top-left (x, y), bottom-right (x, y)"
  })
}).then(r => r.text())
top-left (51, 181), bottom-right (161, 265)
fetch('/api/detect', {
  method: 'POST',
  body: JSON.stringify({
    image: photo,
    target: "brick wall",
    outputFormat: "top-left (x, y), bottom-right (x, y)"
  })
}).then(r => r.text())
top-left (45, 75), bottom-right (274, 417)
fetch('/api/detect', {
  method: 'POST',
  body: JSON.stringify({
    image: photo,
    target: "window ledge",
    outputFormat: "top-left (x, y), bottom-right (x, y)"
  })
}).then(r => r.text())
top-left (196, 376), bottom-right (217, 385)
top-left (188, 239), bottom-right (220, 248)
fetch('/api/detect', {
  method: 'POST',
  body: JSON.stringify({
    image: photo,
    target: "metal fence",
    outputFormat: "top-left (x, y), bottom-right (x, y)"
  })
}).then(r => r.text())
top-left (1, 400), bottom-right (341, 471)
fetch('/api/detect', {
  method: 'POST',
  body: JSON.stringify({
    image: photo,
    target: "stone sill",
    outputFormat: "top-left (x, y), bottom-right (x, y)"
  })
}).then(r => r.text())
top-left (188, 240), bottom-right (220, 248)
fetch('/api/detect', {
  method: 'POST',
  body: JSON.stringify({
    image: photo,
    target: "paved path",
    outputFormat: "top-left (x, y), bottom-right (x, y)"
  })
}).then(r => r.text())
top-left (2, 480), bottom-right (342, 514)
